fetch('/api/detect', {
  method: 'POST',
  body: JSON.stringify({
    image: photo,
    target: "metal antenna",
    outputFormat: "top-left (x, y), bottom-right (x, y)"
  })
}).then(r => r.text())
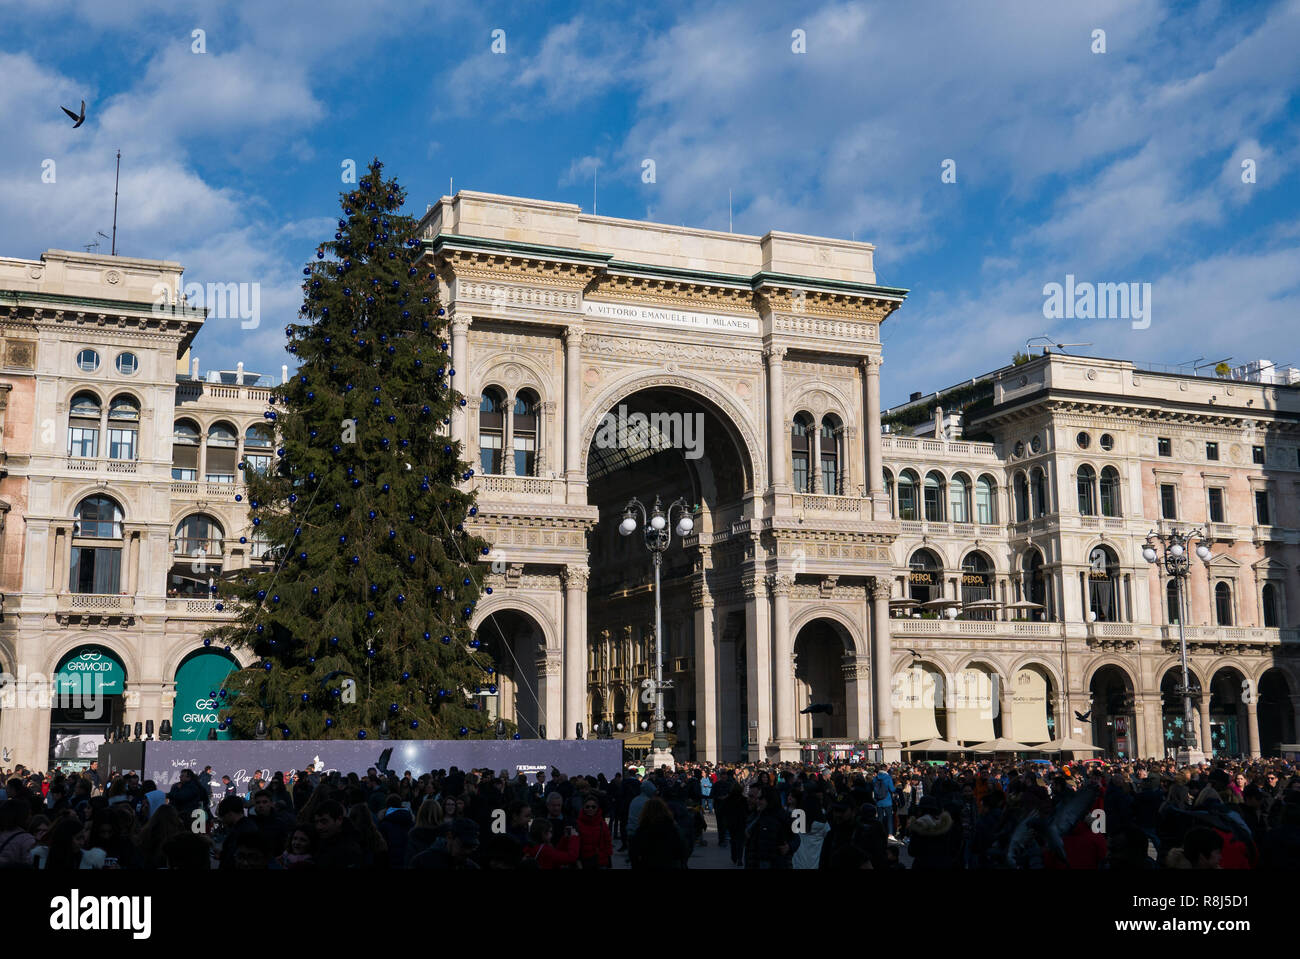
top-left (111, 150), bottom-right (121, 255)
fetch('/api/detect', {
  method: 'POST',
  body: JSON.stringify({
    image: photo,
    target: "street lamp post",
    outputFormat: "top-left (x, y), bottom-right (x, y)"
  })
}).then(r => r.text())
top-left (619, 494), bottom-right (694, 770)
top-left (1142, 527), bottom-right (1213, 765)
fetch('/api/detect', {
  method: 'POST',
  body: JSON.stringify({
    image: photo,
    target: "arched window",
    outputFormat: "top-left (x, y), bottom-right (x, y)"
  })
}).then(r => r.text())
top-left (172, 419), bottom-right (200, 481)
top-left (1077, 464), bottom-right (1097, 516)
top-left (1167, 579), bottom-right (1181, 625)
top-left (949, 473), bottom-right (971, 524)
top-left (68, 392), bottom-right (101, 459)
top-left (975, 475), bottom-right (997, 525)
top-left (883, 468), bottom-right (895, 519)
top-left (1100, 466), bottom-right (1121, 517)
top-left (1014, 472), bottom-right (1029, 522)
top-left (513, 389), bottom-right (539, 477)
top-left (924, 471), bottom-right (946, 522)
top-left (1262, 582), bottom-right (1279, 628)
top-left (171, 514), bottom-right (225, 597)
top-left (897, 470), bottom-right (919, 521)
top-left (820, 415), bottom-right (841, 495)
top-left (961, 551), bottom-right (994, 618)
top-left (244, 425), bottom-right (274, 476)
top-left (791, 413), bottom-right (813, 493)
top-left (70, 496), bottom-right (124, 594)
top-left (479, 387), bottom-right (506, 475)
top-left (1023, 549), bottom-right (1049, 621)
top-left (1032, 467), bottom-right (1049, 517)
top-left (1088, 546), bottom-right (1121, 622)
top-left (1215, 582), bottom-right (1234, 626)
top-left (108, 396), bottom-right (139, 461)
top-left (206, 422), bottom-right (238, 484)
top-left (909, 549), bottom-right (943, 604)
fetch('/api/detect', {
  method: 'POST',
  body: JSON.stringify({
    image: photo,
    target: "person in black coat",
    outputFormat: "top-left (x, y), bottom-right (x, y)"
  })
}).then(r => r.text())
top-left (377, 796), bottom-right (414, 868)
top-left (166, 769), bottom-right (209, 819)
top-left (743, 785), bottom-right (798, 869)
top-left (719, 782), bottom-right (749, 866)
top-left (629, 798), bottom-right (687, 869)
top-left (1261, 795), bottom-right (1300, 870)
top-left (311, 800), bottom-right (363, 868)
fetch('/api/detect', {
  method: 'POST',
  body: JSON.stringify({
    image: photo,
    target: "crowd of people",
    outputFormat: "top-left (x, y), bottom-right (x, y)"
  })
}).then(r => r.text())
top-left (1, 755), bottom-right (1298, 869)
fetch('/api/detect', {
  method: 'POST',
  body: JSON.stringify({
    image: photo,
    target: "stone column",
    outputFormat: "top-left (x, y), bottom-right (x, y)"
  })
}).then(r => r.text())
top-left (563, 326), bottom-right (584, 478)
top-left (845, 656), bottom-right (873, 740)
top-left (863, 356), bottom-right (886, 518)
top-left (450, 317), bottom-right (471, 451)
top-left (811, 423), bottom-right (822, 493)
top-left (998, 676), bottom-right (1015, 742)
top-left (1245, 700), bottom-right (1260, 758)
top-left (769, 575), bottom-right (796, 757)
top-left (126, 530), bottom-right (140, 595)
top-left (743, 575), bottom-right (772, 761)
top-left (871, 578), bottom-right (898, 754)
top-left (563, 566), bottom-right (589, 739)
top-left (693, 557), bottom-right (717, 762)
top-left (1198, 695), bottom-right (1213, 757)
top-left (843, 426), bottom-right (861, 496)
top-left (537, 401), bottom-right (555, 476)
top-left (502, 400), bottom-right (515, 476)
top-left (765, 346), bottom-right (788, 491)
top-left (540, 650), bottom-right (564, 738)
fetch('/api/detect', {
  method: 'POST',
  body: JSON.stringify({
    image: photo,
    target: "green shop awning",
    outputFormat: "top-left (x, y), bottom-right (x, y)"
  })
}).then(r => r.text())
top-left (171, 651), bottom-right (238, 740)
top-left (54, 646), bottom-right (127, 696)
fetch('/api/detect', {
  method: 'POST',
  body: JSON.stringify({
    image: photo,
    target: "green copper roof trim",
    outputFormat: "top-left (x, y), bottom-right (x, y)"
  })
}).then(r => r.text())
top-left (424, 235), bottom-right (908, 298)
top-left (0, 289), bottom-right (207, 318)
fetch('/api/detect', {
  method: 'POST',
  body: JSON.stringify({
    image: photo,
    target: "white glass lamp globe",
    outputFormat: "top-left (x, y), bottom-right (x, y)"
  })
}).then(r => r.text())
top-left (1142, 547), bottom-right (1157, 563)
top-left (1170, 544), bottom-right (1184, 557)
top-left (944, 607), bottom-right (958, 620)
top-left (619, 516), bottom-right (637, 536)
top-left (676, 517), bottom-right (693, 537)
top-left (666, 720), bottom-right (674, 729)
top-left (640, 721), bottom-right (648, 730)
top-left (1196, 544), bottom-right (1212, 561)
top-left (650, 514), bottom-right (667, 531)
top-left (615, 723), bottom-right (624, 731)
top-left (1088, 611), bottom-right (1098, 623)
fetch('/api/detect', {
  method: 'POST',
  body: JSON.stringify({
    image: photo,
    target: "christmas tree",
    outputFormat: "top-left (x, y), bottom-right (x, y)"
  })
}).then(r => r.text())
top-left (204, 159), bottom-right (503, 740)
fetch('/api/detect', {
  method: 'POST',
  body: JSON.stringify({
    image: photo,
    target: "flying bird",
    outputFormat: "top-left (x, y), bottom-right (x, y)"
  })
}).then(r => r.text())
top-left (800, 703), bottom-right (834, 715)
top-left (61, 99), bottom-right (86, 128)
top-left (1074, 709), bottom-right (1093, 723)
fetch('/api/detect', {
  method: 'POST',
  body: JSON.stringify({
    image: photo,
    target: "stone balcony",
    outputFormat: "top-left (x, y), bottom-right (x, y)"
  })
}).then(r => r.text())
top-left (881, 434), bottom-right (999, 459)
top-left (1159, 624), bottom-right (1299, 648)
top-left (469, 474), bottom-right (568, 504)
top-left (170, 481), bottom-right (246, 500)
top-left (890, 618), bottom-right (1064, 638)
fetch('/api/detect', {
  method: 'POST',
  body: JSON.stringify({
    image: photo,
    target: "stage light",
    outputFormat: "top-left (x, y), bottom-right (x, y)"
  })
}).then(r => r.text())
top-left (158, 720), bottom-right (172, 741)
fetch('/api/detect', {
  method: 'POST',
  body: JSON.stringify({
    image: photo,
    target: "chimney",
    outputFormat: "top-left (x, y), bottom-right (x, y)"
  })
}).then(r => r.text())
top-left (236, 361), bottom-right (244, 385)
top-left (191, 357), bottom-right (199, 380)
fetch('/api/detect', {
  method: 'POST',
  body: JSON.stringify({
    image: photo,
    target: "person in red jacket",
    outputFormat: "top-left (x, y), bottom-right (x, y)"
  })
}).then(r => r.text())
top-left (575, 796), bottom-right (613, 869)
top-left (522, 818), bottom-right (580, 869)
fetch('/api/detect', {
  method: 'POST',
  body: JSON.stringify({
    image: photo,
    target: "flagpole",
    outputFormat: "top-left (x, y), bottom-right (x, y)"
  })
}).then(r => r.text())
top-left (111, 150), bottom-right (121, 256)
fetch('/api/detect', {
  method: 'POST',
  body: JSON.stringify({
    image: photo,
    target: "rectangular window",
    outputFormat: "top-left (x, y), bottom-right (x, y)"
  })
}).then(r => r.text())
top-left (923, 484), bottom-right (943, 522)
top-left (244, 454), bottom-right (272, 476)
top-left (108, 428), bottom-right (137, 460)
top-left (792, 453), bottom-right (809, 494)
top-left (171, 468), bottom-right (197, 481)
top-left (480, 434), bottom-right (502, 476)
top-left (205, 473), bottom-right (235, 484)
top-left (69, 546), bottom-right (122, 594)
top-left (898, 482), bottom-right (917, 521)
top-left (68, 427), bottom-right (98, 458)
top-left (820, 456), bottom-right (838, 495)
top-left (1160, 484), bottom-right (1178, 520)
top-left (513, 435), bottom-right (536, 477)
top-left (975, 485), bottom-right (994, 525)
top-left (1252, 445), bottom-right (1264, 465)
top-left (949, 485), bottom-right (968, 523)
top-left (1157, 437), bottom-right (1171, 457)
top-left (1255, 490), bottom-right (1271, 526)
top-left (1205, 442), bottom-right (1218, 461)
top-left (1207, 487), bottom-right (1225, 523)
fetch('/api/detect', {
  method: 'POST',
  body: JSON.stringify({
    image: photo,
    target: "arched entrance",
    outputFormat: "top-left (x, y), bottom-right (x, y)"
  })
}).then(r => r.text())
top-left (1089, 664), bottom-right (1136, 758)
top-left (584, 385), bottom-right (755, 762)
top-left (1257, 669), bottom-right (1295, 756)
top-left (1160, 668), bottom-right (1202, 759)
top-left (792, 619), bottom-right (848, 739)
top-left (476, 609), bottom-right (548, 737)
top-left (51, 645), bottom-right (127, 770)
top-left (1208, 666), bottom-right (1247, 757)
top-left (172, 649), bottom-right (239, 740)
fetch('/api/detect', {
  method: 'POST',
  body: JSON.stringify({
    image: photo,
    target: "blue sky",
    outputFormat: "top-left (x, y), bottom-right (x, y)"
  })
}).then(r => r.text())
top-left (1, 0), bottom-right (1298, 406)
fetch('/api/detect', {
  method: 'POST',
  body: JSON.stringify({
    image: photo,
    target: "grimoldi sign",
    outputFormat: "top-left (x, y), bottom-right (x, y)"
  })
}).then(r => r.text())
top-left (583, 300), bottom-right (758, 334)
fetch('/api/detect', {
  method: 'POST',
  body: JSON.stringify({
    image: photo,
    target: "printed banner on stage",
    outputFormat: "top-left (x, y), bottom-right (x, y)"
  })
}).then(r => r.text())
top-left (951, 668), bottom-right (995, 743)
top-left (896, 664), bottom-right (941, 742)
top-left (101, 739), bottom-right (623, 793)
top-left (1012, 668), bottom-right (1051, 744)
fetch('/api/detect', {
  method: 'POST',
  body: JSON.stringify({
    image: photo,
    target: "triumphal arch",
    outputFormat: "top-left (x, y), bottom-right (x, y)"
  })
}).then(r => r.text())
top-left (416, 191), bottom-right (905, 762)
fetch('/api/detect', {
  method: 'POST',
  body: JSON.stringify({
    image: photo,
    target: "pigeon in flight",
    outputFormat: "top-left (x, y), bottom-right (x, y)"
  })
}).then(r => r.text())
top-left (61, 100), bottom-right (85, 128)
top-left (800, 703), bottom-right (834, 715)
top-left (1074, 709), bottom-right (1093, 723)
